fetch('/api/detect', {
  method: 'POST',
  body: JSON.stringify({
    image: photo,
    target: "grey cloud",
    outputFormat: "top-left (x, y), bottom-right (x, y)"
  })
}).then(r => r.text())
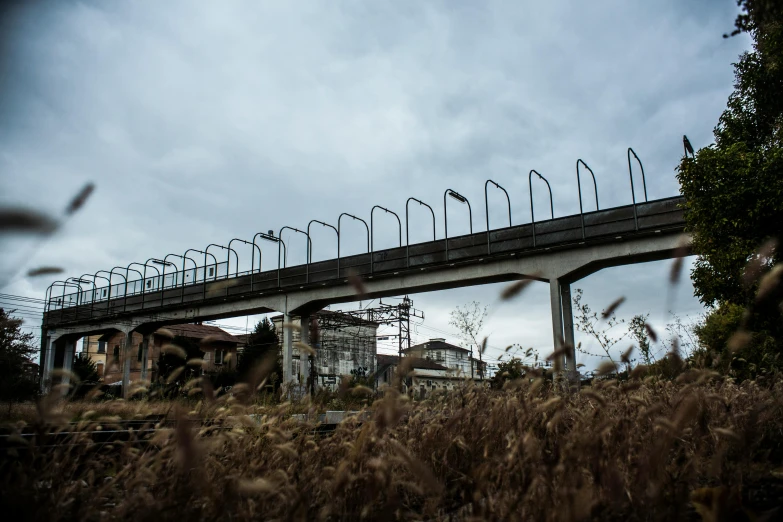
top-left (0, 0), bottom-right (748, 365)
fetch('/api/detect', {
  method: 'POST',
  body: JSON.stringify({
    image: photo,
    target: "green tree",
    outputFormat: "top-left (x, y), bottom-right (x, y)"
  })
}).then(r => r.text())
top-left (627, 314), bottom-right (652, 366)
top-left (156, 335), bottom-right (204, 394)
top-left (0, 308), bottom-right (38, 402)
top-left (72, 352), bottom-right (99, 383)
top-left (490, 357), bottom-right (526, 389)
top-left (236, 318), bottom-right (281, 388)
top-left (676, 3), bottom-right (783, 361)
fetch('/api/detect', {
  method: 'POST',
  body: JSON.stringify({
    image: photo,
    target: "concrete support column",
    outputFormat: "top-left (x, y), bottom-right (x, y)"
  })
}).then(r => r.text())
top-left (41, 334), bottom-right (59, 393)
top-left (549, 279), bottom-right (564, 353)
top-left (560, 283), bottom-right (576, 374)
top-left (299, 314), bottom-right (310, 387)
top-left (61, 338), bottom-right (76, 394)
top-left (282, 313), bottom-right (294, 384)
top-left (122, 330), bottom-right (133, 399)
top-left (550, 278), bottom-right (578, 382)
top-left (140, 334), bottom-right (152, 382)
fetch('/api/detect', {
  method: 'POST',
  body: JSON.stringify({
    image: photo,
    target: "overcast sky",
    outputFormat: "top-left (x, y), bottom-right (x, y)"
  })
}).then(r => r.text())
top-left (0, 1), bottom-right (750, 369)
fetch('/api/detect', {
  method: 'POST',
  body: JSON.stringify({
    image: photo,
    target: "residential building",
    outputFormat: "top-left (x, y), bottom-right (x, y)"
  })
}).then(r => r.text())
top-left (269, 311), bottom-right (378, 391)
top-left (403, 338), bottom-right (487, 379)
top-left (92, 323), bottom-right (239, 384)
top-left (374, 354), bottom-right (470, 398)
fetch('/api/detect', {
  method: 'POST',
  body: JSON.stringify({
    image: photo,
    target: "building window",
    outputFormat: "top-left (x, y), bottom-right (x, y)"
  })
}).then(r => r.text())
top-left (214, 350), bottom-right (225, 365)
top-left (137, 343), bottom-right (143, 361)
top-left (426, 379), bottom-right (432, 387)
top-left (146, 279), bottom-right (152, 289)
top-left (97, 341), bottom-right (106, 354)
top-left (102, 289), bottom-right (107, 297)
top-left (113, 345), bottom-right (119, 360)
top-left (208, 267), bottom-right (215, 277)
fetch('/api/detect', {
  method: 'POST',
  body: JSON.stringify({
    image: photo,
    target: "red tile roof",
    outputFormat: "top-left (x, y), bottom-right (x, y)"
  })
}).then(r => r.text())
top-left (156, 324), bottom-right (239, 344)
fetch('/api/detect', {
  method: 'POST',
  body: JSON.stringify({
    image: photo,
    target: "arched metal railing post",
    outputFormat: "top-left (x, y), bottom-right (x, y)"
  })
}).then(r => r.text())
top-left (370, 205), bottom-right (402, 274)
top-left (307, 219), bottom-right (339, 278)
top-left (203, 245), bottom-right (235, 298)
top-left (50, 281), bottom-right (81, 318)
top-left (228, 238), bottom-right (261, 291)
top-left (65, 278), bottom-right (84, 307)
top-left (576, 159), bottom-right (599, 240)
top-left (627, 148), bottom-right (647, 231)
top-left (444, 189), bottom-right (472, 261)
top-left (132, 260), bottom-right (160, 310)
top-left (529, 170), bottom-right (554, 248)
top-left (338, 213), bottom-right (370, 277)
top-left (91, 272), bottom-right (111, 317)
top-left (105, 268), bottom-right (127, 313)
top-left (171, 252), bottom-right (200, 302)
top-left (160, 255), bottom-right (187, 306)
top-left (184, 248), bottom-right (215, 286)
top-left (127, 263), bottom-right (150, 303)
top-left (484, 180), bottom-right (512, 255)
top-left (72, 274), bottom-right (97, 317)
top-left (253, 232), bottom-right (283, 287)
top-left (405, 197), bottom-right (436, 268)
top-left (44, 283), bottom-right (53, 315)
top-left (279, 226), bottom-right (310, 283)
top-left (120, 266), bottom-right (143, 312)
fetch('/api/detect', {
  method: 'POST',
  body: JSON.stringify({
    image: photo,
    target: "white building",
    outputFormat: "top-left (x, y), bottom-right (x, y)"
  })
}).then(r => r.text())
top-left (403, 338), bottom-right (487, 379)
top-left (270, 311), bottom-right (378, 391)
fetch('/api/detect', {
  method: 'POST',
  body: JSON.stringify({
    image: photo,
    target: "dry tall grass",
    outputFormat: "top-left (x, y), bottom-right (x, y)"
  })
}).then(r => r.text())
top-left (2, 375), bottom-right (782, 521)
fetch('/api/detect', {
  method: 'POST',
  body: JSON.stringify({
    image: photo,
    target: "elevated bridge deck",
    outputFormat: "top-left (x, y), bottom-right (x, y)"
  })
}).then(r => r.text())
top-left (43, 195), bottom-right (686, 330)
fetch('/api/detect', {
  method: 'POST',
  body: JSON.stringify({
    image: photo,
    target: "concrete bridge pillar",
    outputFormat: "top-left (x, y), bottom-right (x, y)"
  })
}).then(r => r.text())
top-left (139, 334), bottom-right (152, 382)
top-left (549, 278), bottom-right (577, 378)
top-left (299, 314), bottom-right (311, 389)
top-left (121, 329), bottom-right (134, 398)
top-left (60, 338), bottom-right (77, 395)
top-left (40, 332), bottom-right (61, 393)
top-left (283, 312), bottom-right (294, 385)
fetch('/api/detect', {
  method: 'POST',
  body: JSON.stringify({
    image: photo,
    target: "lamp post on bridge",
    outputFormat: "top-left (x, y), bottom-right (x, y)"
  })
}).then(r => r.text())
top-left (627, 147), bottom-right (648, 231)
top-left (89, 272), bottom-right (111, 317)
top-left (203, 244), bottom-right (237, 299)
top-left (307, 219), bottom-right (339, 278)
top-left (405, 197), bottom-right (435, 268)
top-left (150, 254), bottom-right (176, 306)
top-left (253, 231), bottom-right (284, 287)
top-left (183, 249), bottom-right (215, 287)
top-left (444, 189), bottom-right (472, 261)
top-left (120, 266), bottom-right (144, 311)
top-left (279, 226), bottom-right (310, 282)
top-left (528, 170), bottom-right (553, 248)
top-left (228, 238), bottom-right (262, 291)
top-left (338, 213), bottom-right (369, 277)
top-left (370, 206), bottom-right (401, 274)
top-left (127, 260), bottom-right (160, 310)
top-left (576, 159), bottom-right (599, 240)
top-left (484, 180), bottom-right (511, 255)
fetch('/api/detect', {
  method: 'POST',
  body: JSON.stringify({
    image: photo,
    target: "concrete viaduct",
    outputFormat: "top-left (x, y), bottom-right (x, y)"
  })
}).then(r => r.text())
top-left (41, 195), bottom-right (689, 395)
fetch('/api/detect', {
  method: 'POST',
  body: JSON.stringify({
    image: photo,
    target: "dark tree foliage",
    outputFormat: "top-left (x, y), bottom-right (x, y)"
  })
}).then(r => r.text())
top-left (156, 335), bottom-right (204, 391)
top-left (677, 3), bottom-right (783, 367)
top-left (490, 358), bottom-right (526, 389)
top-left (236, 318), bottom-right (281, 387)
top-left (72, 352), bottom-right (99, 383)
top-left (678, 2), bottom-right (783, 308)
top-left (0, 308), bottom-right (39, 402)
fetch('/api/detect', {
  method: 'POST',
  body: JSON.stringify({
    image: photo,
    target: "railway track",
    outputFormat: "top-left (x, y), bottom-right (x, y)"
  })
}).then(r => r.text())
top-left (0, 415), bottom-right (345, 453)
